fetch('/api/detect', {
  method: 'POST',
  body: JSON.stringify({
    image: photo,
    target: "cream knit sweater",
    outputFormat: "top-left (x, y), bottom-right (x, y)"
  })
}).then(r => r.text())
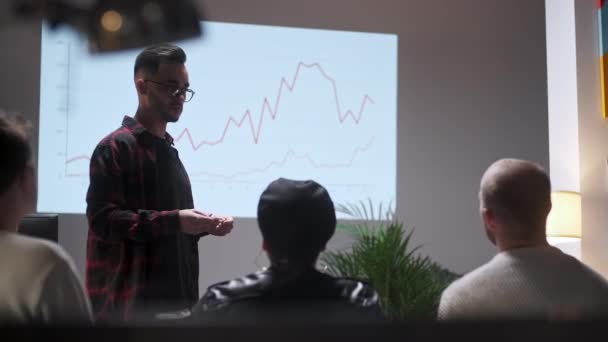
top-left (0, 231), bottom-right (92, 323)
top-left (438, 245), bottom-right (608, 320)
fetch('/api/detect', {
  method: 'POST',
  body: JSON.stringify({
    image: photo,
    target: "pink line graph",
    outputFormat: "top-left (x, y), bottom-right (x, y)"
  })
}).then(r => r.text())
top-left (191, 137), bottom-right (375, 180)
top-left (174, 62), bottom-right (375, 150)
top-left (66, 172), bottom-right (89, 177)
top-left (65, 61), bottom-right (375, 165)
top-left (66, 155), bottom-right (90, 164)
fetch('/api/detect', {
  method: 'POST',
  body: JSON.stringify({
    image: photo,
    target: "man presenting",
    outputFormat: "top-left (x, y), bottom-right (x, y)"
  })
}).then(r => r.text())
top-left (86, 44), bottom-right (233, 321)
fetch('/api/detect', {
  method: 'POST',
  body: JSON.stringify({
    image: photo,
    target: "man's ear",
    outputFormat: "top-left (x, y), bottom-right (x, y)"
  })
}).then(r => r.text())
top-left (135, 78), bottom-right (147, 95)
top-left (481, 207), bottom-right (497, 230)
top-left (18, 165), bottom-right (34, 189)
top-left (19, 166), bottom-right (37, 213)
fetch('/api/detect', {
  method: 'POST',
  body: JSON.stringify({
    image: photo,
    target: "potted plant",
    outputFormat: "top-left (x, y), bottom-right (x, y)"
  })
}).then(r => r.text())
top-left (320, 200), bottom-right (459, 321)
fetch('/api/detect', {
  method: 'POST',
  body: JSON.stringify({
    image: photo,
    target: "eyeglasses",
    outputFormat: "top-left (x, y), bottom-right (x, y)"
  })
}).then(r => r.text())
top-left (144, 80), bottom-right (195, 102)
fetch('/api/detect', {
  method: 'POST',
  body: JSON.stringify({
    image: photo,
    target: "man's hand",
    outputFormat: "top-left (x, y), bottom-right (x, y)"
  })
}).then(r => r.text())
top-left (178, 209), bottom-right (223, 235)
top-left (209, 215), bottom-right (234, 236)
top-left (179, 209), bottom-right (234, 236)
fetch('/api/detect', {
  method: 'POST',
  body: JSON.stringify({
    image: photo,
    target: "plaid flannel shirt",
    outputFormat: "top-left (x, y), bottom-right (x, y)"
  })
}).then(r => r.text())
top-left (86, 115), bottom-right (200, 321)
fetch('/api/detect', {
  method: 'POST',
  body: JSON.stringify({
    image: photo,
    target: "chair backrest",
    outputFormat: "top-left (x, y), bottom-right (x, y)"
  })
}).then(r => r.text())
top-left (18, 214), bottom-right (59, 243)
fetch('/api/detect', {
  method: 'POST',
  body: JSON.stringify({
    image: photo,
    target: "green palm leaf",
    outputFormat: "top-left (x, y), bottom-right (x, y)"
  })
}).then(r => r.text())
top-left (321, 200), bottom-right (460, 321)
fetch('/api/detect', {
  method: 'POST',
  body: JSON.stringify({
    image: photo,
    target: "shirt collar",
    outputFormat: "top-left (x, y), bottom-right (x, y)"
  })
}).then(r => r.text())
top-left (122, 115), bottom-right (175, 145)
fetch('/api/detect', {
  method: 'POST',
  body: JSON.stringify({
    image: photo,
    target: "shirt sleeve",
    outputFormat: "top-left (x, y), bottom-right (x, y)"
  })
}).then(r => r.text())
top-left (86, 142), bottom-right (180, 242)
top-left (437, 287), bottom-right (461, 321)
top-left (37, 255), bottom-right (94, 324)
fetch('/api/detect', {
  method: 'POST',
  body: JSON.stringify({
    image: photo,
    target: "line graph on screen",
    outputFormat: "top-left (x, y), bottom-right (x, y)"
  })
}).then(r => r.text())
top-left (37, 21), bottom-right (397, 216)
top-left (63, 61), bottom-right (378, 180)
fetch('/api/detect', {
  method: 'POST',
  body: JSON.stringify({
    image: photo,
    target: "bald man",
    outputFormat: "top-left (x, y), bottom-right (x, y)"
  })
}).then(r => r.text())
top-left (438, 158), bottom-right (608, 320)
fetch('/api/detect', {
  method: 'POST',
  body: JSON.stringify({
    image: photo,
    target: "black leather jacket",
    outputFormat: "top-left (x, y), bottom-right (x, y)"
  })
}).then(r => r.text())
top-left (189, 266), bottom-right (384, 324)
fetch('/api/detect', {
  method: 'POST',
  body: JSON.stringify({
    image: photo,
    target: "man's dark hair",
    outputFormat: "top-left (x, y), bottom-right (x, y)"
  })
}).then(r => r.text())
top-left (134, 44), bottom-right (187, 76)
top-left (0, 111), bottom-right (32, 194)
top-left (257, 178), bottom-right (337, 264)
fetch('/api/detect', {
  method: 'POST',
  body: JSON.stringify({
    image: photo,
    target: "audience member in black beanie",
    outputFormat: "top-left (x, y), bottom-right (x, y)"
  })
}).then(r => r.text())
top-left (188, 178), bottom-right (383, 324)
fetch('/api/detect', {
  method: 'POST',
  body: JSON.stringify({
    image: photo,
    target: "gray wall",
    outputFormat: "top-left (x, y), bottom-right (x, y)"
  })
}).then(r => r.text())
top-left (0, 0), bottom-right (549, 292)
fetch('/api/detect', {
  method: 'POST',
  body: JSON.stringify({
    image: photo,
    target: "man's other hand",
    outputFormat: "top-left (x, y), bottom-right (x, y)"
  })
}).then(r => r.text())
top-left (178, 209), bottom-right (223, 235)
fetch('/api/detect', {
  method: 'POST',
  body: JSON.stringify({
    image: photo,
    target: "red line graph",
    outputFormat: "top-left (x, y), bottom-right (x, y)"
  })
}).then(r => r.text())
top-left (191, 137), bottom-right (375, 180)
top-left (66, 155), bottom-right (90, 164)
top-left (65, 61), bottom-right (375, 165)
top-left (174, 61), bottom-right (374, 150)
top-left (64, 137), bottom-right (374, 178)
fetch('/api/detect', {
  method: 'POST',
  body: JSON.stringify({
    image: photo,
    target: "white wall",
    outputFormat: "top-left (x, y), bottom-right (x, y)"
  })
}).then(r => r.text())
top-left (546, 0), bottom-right (580, 192)
top-left (0, 0), bottom-right (550, 292)
top-left (574, 0), bottom-right (608, 277)
top-left (544, 0), bottom-right (608, 277)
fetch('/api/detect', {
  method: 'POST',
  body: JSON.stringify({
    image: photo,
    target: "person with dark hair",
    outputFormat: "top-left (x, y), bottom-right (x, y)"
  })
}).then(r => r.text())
top-left (438, 158), bottom-right (608, 320)
top-left (86, 44), bottom-right (234, 322)
top-left (0, 111), bottom-right (92, 323)
top-left (188, 178), bottom-right (382, 324)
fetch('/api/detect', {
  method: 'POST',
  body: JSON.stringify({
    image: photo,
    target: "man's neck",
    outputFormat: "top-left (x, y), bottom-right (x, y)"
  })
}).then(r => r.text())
top-left (135, 108), bottom-right (167, 139)
top-left (496, 236), bottom-right (550, 252)
top-left (0, 203), bottom-right (20, 233)
top-left (269, 259), bottom-right (317, 273)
